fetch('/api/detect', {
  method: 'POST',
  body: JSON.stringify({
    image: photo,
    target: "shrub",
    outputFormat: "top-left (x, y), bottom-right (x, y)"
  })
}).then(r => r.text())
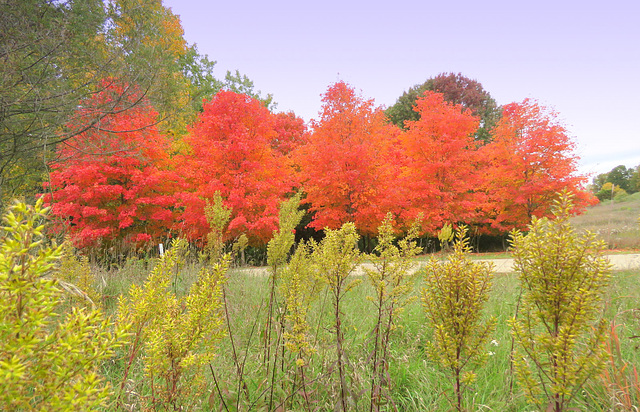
top-left (509, 191), bottom-right (611, 412)
top-left (0, 200), bottom-right (126, 411)
top-left (597, 182), bottom-right (627, 201)
top-left (422, 225), bottom-right (496, 412)
top-left (116, 239), bottom-right (226, 410)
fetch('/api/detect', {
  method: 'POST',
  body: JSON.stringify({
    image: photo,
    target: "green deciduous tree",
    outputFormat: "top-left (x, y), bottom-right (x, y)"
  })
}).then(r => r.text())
top-left (591, 164), bottom-right (638, 196)
top-left (0, 0), bottom-right (226, 204)
top-left (386, 72), bottom-right (500, 142)
top-left (0, 0), bottom-right (111, 201)
top-left (509, 191), bottom-right (611, 412)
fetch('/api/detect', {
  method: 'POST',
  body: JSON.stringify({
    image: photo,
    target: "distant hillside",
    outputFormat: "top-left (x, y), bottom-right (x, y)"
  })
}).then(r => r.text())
top-left (570, 192), bottom-right (640, 250)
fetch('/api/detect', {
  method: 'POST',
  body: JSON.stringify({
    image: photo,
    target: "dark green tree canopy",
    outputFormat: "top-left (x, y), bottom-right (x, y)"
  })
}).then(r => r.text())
top-left (386, 72), bottom-right (500, 142)
top-left (591, 164), bottom-right (638, 196)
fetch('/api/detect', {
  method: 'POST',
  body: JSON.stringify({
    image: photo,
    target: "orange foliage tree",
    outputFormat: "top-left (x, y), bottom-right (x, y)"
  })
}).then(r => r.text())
top-left (177, 91), bottom-right (294, 245)
top-left (480, 99), bottom-right (593, 232)
top-left (44, 81), bottom-right (180, 249)
top-left (398, 91), bottom-right (488, 235)
top-left (297, 82), bottom-right (400, 236)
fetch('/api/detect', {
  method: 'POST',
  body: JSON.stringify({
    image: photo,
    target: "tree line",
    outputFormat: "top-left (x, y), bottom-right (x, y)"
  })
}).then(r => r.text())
top-left (42, 80), bottom-right (595, 252)
top-left (2, 1), bottom-right (596, 253)
top-left (590, 164), bottom-right (640, 201)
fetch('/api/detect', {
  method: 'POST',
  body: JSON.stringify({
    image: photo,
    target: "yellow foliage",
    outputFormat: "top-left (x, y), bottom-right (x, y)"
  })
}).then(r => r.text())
top-left (422, 225), bottom-right (495, 410)
top-left (116, 239), bottom-right (227, 410)
top-left (509, 190), bottom-right (611, 411)
top-left (0, 200), bottom-right (127, 411)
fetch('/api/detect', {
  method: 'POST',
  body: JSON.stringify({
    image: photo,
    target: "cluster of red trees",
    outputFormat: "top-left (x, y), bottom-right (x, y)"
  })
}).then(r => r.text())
top-left (43, 81), bottom-right (595, 250)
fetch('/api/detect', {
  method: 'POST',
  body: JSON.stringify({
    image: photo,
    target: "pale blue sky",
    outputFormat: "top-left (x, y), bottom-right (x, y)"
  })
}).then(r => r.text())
top-left (163, 0), bottom-right (640, 178)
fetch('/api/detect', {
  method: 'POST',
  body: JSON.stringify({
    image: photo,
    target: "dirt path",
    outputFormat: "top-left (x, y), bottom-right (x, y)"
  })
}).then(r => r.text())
top-left (236, 254), bottom-right (640, 276)
top-left (469, 253), bottom-right (640, 273)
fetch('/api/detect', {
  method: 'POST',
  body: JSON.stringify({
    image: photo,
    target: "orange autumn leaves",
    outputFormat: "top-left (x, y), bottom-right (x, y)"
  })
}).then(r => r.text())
top-left (45, 81), bottom-right (593, 250)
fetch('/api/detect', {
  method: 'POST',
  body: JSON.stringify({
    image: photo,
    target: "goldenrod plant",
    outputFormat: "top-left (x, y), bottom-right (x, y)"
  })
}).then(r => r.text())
top-left (422, 225), bottom-right (496, 412)
top-left (279, 240), bottom-right (321, 411)
top-left (144, 254), bottom-right (227, 410)
top-left (204, 191), bottom-right (232, 262)
top-left (313, 222), bottom-right (362, 411)
top-left (438, 222), bottom-right (455, 252)
top-left (509, 191), bottom-right (611, 412)
top-left (57, 239), bottom-right (101, 307)
top-left (116, 238), bottom-right (226, 410)
top-left (267, 193), bottom-right (305, 271)
top-left (265, 193), bottom-right (305, 408)
top-left (365, 213), bottom-right (422, 411)
top-left (0, 200), bottom-right (126, 411)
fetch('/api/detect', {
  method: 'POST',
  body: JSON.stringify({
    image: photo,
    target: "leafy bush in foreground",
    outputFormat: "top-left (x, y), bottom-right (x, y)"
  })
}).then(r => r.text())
top-left (510, 191), bottom-right (611, 412)
top-left (0, 200), bottom-right (126, 411)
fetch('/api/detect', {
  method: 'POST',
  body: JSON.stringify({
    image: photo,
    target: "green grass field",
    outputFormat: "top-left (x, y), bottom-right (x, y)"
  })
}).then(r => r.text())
top-left (570, 192), bottom-right (640, 250)
top-left (94, 256), bottom-right (640, 411)
top-left (88, 197), bottom-right (640, 411)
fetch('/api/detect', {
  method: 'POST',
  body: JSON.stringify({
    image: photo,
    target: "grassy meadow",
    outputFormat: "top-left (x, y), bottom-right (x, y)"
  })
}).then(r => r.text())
top-left (89, 195), bottom-right (640, 411)
top-left (92, 256), bottom-right (640, 411)
top-left (5, 195), bottom-right (639, 411)
top-left (570, 192), bottom-right (640, 250)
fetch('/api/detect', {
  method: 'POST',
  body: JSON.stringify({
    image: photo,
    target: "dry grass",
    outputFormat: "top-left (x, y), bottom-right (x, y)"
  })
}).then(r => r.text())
top-left (570, 192), bottom-right (640, 250)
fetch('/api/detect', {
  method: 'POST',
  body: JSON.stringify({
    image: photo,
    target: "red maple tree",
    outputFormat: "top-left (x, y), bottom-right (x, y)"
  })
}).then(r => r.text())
top-left (44, 80), bottom-right (180, 249)
top-left (271, 111), bottom-right (308, 157)
top-left (398, 91), bottom-right (486, 235)
top-left (298, 82), bottom-right (400, 236)
top-left (480, 99), bottom-right (594, 232)
top-left (177, 91), bottom-right (294, 245)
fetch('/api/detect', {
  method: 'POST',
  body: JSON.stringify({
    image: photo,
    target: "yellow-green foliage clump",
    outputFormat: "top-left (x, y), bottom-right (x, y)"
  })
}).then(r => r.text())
top-left (314, 222), bottom-right (362, 410)
top-left (267, 193), bottom-right (305, 273)
top-left (57, 239), bottom-right (101, 307)
top-left (204, 191), bottom-right (232, 261)
top-left (280, 241), bottom-right (318, 365)
top-left (0, 200), bottom-right (126, 411)
top-left (422, 225), bottom-right (495, 412)
top-left (365, 213), bottom-right (422, 410)
top-left (509, 191), bottom-right (611, 412)
top-left (279, 240), bottom-right (320, 410)
top-left (438, 222), bottom-right (455, 252)
top-left (116, 239), bottom-right (227, 410)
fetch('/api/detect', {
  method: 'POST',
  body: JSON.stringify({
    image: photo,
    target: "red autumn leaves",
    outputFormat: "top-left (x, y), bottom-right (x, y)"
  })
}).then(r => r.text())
top-left (44, 81), bottom-right (593, 250)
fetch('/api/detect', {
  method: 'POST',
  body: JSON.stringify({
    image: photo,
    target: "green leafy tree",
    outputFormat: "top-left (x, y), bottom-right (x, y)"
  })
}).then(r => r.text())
top-left (591, 164), bottom-right (638, 196)
top-left (0, 0), bottom-right (226, 204)
top-left (223, 69), bottom-right (276, 110)
top-left (422, 225), bottom-right (495, 412)
top-left (0, 0), bottom-right (110, 202)
top-left (386, 72), bottom-right (500, 141)
top-left (596, 182), bottom-right (627, 202)
top-left (591, 172), bottom-right (609, 194)
top-left (630, 164), bottom-right (640, 193)
top-left (606, 165), bottom-right (633, 193)
top-left (0, 199), bottom-right (127, 411)
top-left (509, 191), bottom-right (611, 412)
